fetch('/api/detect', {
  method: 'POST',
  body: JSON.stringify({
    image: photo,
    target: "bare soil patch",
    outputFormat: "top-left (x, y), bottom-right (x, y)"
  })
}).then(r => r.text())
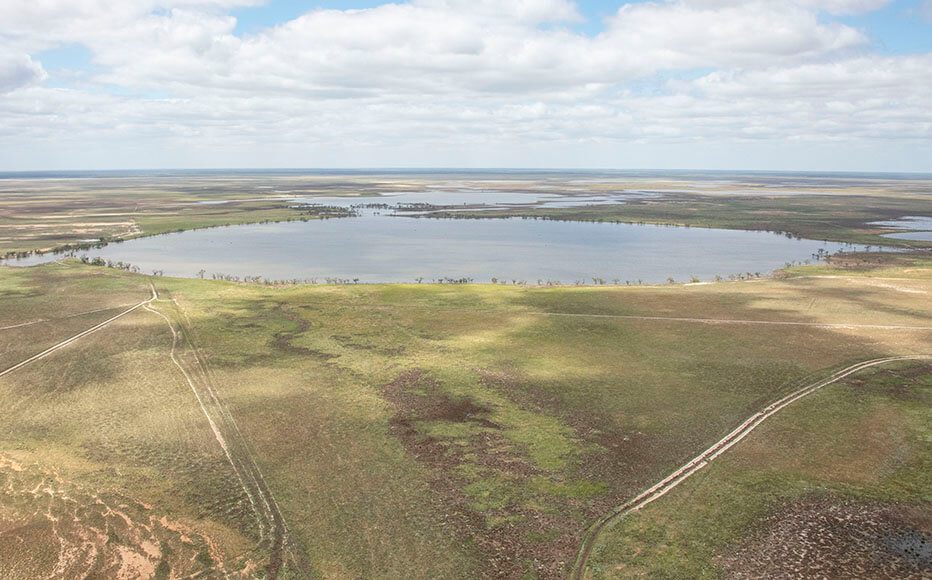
top-left (0, 454), bottom-right (247, 579)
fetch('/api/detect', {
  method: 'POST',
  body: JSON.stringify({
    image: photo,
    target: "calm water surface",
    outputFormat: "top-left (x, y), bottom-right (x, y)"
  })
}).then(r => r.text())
top-left (882, 231), bottom-right (932, 241)
top-left (7, 213), bottom-right (870, 283)
top-left (870, 216), bottom-right (932, 242)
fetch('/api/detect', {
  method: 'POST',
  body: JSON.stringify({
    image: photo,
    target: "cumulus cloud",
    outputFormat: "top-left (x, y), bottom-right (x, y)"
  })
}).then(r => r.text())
top-left (10, 0), bottom-right (873, 97)
top-left (0, 52), bottom-right (46, 93)
top-left (602, 1), bottom-right (866, 65)
top-left (642, 56), bottom-right (932, 141)
top-left (0, 0), bottom-right (928, 169)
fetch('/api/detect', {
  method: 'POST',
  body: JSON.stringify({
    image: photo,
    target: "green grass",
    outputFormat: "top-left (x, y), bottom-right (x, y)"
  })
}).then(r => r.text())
top-left (584, 361), bottom-right (932, 579)
top-left (1, 257), bottom-right (930, 578)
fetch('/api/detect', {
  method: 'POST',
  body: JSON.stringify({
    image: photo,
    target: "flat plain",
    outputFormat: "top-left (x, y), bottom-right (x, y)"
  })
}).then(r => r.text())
top-left (3, 172), bottom-right (931, 259)
top-left (0, 172), bottom-right (930, 579)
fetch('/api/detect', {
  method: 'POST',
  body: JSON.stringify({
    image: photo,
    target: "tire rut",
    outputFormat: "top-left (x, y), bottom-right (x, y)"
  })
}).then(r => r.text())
top-left (145, 293), bottom-right (311, 579)
top-left (570, 355), bottom-right (932, 580)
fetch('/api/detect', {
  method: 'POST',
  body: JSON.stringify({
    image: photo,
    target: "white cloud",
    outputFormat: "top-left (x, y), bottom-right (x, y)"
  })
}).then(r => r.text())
top-left (0, 52), bottom-right (46, 93)
top-left (678, 0), bottom-right (890, 15)
top-left (601, 1), bottom-right (866, 67)
top-left (921, 0), bottom-right (932, 22)
top-left (795, 0), bottom-right (891, 14)
top-left (0, 0), bottom-right (928, 170)
top-left (9, 0), bottom-right (872, 98)
top-left (413, 0), bottom-right (583, 23)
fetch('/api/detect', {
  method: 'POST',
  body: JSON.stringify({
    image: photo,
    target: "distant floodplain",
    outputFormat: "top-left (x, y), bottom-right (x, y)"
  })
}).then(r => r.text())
top-left (6, 193), bottom-right (870, 283)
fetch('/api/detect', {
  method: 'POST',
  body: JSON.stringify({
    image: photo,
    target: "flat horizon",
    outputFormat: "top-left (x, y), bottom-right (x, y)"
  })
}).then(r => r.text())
top-left (3, 167), bottom-right (932, 178)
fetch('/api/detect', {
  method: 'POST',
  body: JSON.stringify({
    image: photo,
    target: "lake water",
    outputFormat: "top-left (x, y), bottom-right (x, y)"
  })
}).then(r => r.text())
top-left (6, 212), bottom-right (869, 283)
top-left (882, 231), bottom-right (932, 241)
top-left (171, 189), bottom-right (659, 210)
top-left (870, 216), bottom-right (932, 242)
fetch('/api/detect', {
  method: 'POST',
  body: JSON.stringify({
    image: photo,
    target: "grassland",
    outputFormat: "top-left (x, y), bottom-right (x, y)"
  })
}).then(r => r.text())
top-left (583, 358), bottom-right (932, 578)
top-left (1, 249), bottom-right (929, 578)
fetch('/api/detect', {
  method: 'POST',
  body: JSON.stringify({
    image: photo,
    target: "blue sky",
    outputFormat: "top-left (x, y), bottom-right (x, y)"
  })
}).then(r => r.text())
top-left (2, 0), bottom-right (932, 171)
top-left (231, 0), bottom-right (650, 35)
top-left (839, 0), bottom-right (932, 53)
top-left (229, 0), bottom-right (932, 51)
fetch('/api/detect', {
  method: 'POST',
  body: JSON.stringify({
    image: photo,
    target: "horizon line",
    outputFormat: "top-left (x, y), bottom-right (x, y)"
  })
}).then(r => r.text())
top-left (2, 167), bottom-right (931, 176)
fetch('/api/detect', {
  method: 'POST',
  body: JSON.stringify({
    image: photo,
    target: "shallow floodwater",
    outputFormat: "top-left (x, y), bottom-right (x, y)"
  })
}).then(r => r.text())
top-left (7, 214), bottom-right (870, 283)
top-left (869, 216), bottom-right (932, 230)
top-left (172, 189), bottom-right (657, 210)
top-left (871, 216), bottom-right (932, 242)
top-left (882, 231), bottom-right (932, 241)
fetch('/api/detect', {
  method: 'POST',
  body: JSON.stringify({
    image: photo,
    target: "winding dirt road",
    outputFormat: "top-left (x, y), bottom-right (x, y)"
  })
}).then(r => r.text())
top-left (569, 354), bottom-right (932, 580)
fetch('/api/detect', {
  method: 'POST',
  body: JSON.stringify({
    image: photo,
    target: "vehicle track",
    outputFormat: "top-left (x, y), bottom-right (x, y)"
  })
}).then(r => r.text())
top-left (292, 302), bottom-right (932, 331)
top-left (0, 303), bottom-right (141, 333)
top-left (0, 288), bottom-right (156, 378)
top-left (0, 283), bottom-right (308, 577)
top-left (569, 355), bottom-right (932, 580)
top-left (144, 296), bottom-right (311, 579)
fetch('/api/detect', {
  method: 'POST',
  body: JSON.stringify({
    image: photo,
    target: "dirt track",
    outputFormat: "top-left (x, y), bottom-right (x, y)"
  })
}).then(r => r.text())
top-left (0, 286), bottom-right (309, 578)
top-left (569, 355), bottom-right (932, 580)
top-left (144, 297), bottom-right (311, 579)
top-left (2, 282), bottom-right (928, 579)
top-left (0, 288), bottom-right (156, 378)
top-left (293, 301), bottom-right (932, 331)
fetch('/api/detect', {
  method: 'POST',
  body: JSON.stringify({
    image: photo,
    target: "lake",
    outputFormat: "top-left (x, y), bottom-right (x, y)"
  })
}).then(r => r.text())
top-left (5, 209), bottom-right (869, 283)
top-left (870, 216), bottom-right (932, 242)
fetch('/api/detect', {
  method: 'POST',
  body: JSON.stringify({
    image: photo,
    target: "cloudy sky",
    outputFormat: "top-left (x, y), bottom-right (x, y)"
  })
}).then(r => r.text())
top-left (2, 0), bottom-right (931, 171)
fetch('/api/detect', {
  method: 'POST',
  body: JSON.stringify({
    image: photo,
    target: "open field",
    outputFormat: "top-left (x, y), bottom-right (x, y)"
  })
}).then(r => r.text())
top-left (2, 172), bottom-right (931, 258)
top-left (1, 250), bottom-right (929, 578)
top-left (582, 358), bottom-right (932, 578)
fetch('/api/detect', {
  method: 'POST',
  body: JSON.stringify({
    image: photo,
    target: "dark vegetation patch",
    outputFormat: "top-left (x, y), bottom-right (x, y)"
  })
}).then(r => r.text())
top-left (381, 369), bottom-right (600, 578)
top-left (844, 364), bottom-right (932, 402)
top-left (479, 367), bottom-right (680, 495)
top-left (267, 302), bottom-right (338, 360)
top-left (332, 334), bottom-right (406, 357)
top-left (717, 496), bottom-right (932, 579)
top-left (383, 370), bottom-right (500, 466)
